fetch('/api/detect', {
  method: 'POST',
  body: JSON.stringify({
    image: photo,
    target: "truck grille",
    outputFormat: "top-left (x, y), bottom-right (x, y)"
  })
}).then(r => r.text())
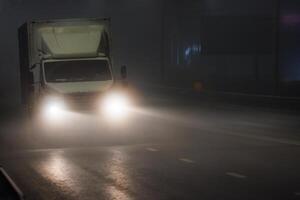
top-left (65, 92), bottom-right (101, 111)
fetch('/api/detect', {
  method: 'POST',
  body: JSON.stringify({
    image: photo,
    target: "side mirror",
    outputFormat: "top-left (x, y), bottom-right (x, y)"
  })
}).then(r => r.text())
top-left (120, 65), bottom-right (127, 80)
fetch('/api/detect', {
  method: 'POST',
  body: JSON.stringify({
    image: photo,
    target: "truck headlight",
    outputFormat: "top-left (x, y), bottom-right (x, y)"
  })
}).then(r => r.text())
top-left (101, 92), bottom-right (130, 119)
top-left (42, 97), bottom-right (66, 121)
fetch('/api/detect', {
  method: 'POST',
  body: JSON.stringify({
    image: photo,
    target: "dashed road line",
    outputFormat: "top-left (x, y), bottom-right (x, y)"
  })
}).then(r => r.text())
top-left (179, 158), bottom-right (195, 164)
top-left (226, 172), bottom-right (247, 179)
top-left (146, 147), bottom-right (158, 152)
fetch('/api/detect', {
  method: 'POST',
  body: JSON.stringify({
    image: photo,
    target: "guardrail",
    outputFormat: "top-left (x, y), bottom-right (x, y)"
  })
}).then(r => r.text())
top-left (133, 82), bottom-right (300, 110)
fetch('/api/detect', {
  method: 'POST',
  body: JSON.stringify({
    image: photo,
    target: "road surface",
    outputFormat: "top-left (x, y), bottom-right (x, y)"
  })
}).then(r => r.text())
top-left (0, 92), bottom-right (300, 200)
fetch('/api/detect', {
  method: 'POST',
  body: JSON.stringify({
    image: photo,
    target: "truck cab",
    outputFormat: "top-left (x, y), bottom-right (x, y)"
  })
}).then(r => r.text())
top-left (19, 18), bottom-right (129, 121)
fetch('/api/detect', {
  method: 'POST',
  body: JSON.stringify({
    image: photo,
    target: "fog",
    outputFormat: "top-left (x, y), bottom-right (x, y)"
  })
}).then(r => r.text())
top-left (0, 0), bottom-right (163, 108)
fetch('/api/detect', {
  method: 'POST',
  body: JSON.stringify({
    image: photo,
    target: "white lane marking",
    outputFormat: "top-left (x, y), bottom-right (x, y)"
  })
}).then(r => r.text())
top-left (0, 167), bottom-right (24, 200)
top-left (179, 158), bottom-right (195, 164)
top-left (226, 133), bottom-right (300, 146)
top-left (295, 192), bottom-right (300, 196)
top-left (175, 116), bottom-right (300, 146)
top-left (146, 148), bottom-right (158, 152)
top-left (226, 172), bottom-right (247, 179)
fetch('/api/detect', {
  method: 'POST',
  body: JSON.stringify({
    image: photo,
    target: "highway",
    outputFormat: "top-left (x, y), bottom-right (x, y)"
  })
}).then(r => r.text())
top-left (0, 91), bottom-right (300, 200)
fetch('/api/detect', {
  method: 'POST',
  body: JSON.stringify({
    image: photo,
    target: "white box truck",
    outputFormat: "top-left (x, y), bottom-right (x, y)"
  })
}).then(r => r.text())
top-left (18, 18), bottom-right (130, 121)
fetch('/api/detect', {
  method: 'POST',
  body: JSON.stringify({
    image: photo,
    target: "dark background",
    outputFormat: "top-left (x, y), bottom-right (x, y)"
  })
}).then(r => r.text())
top-left (0, 0), bottom-right (299, 109)
top-left (163, 0), bottom-right (276, 95)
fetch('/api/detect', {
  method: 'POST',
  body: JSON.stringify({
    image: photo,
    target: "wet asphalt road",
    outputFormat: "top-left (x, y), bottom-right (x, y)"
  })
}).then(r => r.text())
top-left (0, 93), bottom-right (300, 200)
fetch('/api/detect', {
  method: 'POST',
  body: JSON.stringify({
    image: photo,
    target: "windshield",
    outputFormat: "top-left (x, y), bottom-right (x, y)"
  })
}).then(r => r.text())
top-left (44, 59), bottom-right (112, 83)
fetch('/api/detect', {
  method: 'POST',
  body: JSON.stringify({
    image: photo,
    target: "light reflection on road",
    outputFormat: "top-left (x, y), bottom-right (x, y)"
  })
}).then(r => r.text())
top-left (105, 149), bottom-right (132, 200)
top-left (32, 150), bottom-right (81, 198)
top-left (30, 148), bottom-right (134, 200)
